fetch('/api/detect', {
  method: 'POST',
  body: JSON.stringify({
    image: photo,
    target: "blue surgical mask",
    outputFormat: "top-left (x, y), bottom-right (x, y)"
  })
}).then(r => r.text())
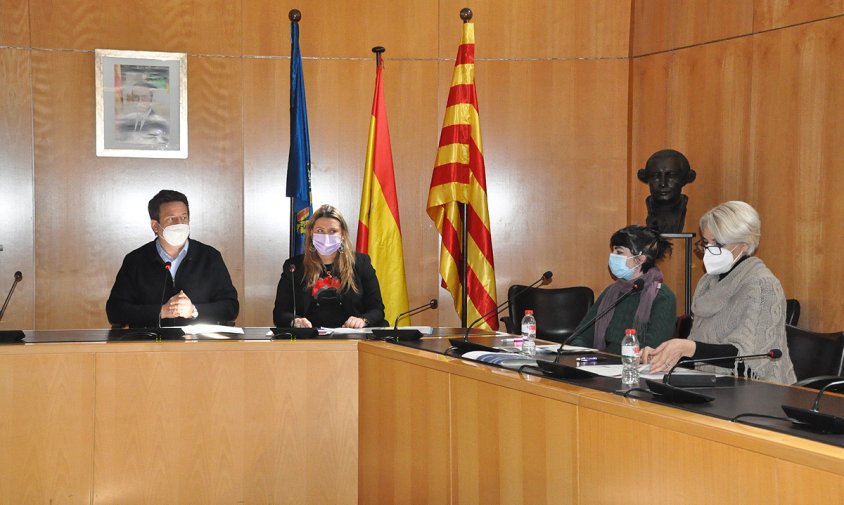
top-left (608, 253), bottom-right (640, 280)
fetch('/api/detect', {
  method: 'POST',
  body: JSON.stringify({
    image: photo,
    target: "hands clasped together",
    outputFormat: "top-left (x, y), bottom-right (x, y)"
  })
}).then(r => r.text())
top-left (160, 290), bottom-right (196, 319)
top-left (292, 316), bottom-right (367, 329)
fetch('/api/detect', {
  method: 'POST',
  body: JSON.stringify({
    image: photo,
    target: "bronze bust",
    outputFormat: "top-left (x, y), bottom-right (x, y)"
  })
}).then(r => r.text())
top-left (637, 150), bottom-right (696, 233)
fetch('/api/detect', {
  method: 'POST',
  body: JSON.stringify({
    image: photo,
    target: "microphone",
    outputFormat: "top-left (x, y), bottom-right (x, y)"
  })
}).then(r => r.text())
top-left (448, 271), bottom-right (552, 354)
top-left (158, 262), bottom-right (172, 329)
top-left (663, 348), bottom-right (783, 387)
top-left (642, 348), bottom-right (783, 404)
top-left (552, 278), bottom-right (645, 360)
top-left (530, 278), bottom-right (645, 380)
top-left (289, 263), bottom-right (298, 322)
top-left (0, 271), bottom-right (25, 342)
top-left (782, 379), bottom-right (844, 434)
top-left (370, 298), bottom-right (440, 342)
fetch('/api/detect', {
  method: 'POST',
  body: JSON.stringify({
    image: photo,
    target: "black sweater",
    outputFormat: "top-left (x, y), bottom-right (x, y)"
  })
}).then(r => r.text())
top-left (106, 240), bottom-right (239, 327)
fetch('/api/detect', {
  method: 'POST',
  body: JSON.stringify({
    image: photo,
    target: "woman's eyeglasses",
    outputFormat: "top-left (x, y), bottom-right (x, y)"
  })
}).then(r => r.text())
top-left (694, 239), bottom-right (725, 255)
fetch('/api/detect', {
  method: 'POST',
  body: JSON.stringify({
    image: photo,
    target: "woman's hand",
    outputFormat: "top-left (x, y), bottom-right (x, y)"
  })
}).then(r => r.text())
top-left (342, 316), bottom-right (367, 329)
top-left (641, 339), bottom-right (696, 373)
top-left (292, 317), bottom-right (313, 328)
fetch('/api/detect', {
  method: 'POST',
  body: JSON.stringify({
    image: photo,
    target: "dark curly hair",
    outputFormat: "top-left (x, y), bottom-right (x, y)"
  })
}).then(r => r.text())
top-left (610, 225), bottom-right (672, 272)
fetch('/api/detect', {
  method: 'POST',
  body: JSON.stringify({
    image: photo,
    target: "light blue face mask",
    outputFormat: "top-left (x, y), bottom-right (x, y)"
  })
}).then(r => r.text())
top-left (608, 253), bottom-right (641, 280)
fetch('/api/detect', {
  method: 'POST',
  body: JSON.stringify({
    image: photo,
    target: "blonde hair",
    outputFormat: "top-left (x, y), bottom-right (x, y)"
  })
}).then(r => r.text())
top-left (699, 201), bottom-right (761, 254)
top-left (303, 205), bottom-right (359, 293)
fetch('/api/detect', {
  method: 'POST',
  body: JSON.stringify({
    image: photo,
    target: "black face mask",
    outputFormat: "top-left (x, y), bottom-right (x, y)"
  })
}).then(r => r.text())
top-left (314, 287), bottom-right (342, 306)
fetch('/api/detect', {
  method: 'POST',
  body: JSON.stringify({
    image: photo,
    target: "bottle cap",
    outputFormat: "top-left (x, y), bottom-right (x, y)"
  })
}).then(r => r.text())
top-left (525, 309), bottom-right (534, 315)
top-left (625, 328), bottom-right (636, 335)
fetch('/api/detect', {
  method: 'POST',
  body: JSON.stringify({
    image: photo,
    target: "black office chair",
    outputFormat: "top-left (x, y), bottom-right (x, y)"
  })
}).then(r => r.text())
top-left (501, 285), bottom-right (594, 343)
top-left (785, 299), bottom-right (801, 326)
top-left (674, 314), bottom-right (693, 339)
top-left (785, 324), bottom-right (844, 383)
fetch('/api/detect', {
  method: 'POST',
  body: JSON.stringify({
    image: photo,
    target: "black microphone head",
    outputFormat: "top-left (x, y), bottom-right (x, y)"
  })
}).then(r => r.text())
top-left (429, 299), bottom-right (438, 309)
top-left (632, 278), bottom-right (645, 290)
top-left (288, 264), bottom-right (296, 273)
top-left (164, 262), bottom-right (172, 271)
top-left (13, 271), bottom-right (22, 282)
top-left (769, 348), bottom-right (782, 359)
top-left (543, 271), bottom-right (553, 280)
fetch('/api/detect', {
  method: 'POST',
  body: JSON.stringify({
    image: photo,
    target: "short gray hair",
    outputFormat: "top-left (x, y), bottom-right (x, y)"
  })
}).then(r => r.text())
top-left (699, 201), bottom-right (761, 254)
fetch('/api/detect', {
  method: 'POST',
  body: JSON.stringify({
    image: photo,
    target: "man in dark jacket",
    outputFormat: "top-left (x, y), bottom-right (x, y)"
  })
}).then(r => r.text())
top-left (106, 189), bottom-right (239, 327)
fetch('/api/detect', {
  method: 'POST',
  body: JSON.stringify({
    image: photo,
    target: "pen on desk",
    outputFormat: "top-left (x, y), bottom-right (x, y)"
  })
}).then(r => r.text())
top-left (576, 356), bottom-right (606, 363)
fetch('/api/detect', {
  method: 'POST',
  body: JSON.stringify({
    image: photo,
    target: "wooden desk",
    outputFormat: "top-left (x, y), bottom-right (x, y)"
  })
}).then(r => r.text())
top-left (0, 338), bottom-right (358, 505)
top-left (358, 340), bottom-right (844, 505)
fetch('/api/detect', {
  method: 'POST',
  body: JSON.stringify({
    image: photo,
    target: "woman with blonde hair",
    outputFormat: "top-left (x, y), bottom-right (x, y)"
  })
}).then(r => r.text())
top-left (642, 201), bottom-right (796, 384)
top-left (273, 205), bottom-right (385, 328)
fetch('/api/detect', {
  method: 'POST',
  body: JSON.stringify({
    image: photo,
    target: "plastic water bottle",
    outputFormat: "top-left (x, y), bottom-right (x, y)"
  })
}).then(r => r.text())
top-left (521, 310), bottom-right (537, 357)
top-left (621, 328), bottom-right (640, 385)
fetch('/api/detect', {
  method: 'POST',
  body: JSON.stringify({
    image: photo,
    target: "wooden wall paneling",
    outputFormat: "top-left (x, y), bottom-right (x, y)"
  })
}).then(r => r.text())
top-left (749, 17), bottom-right (844, 331)
top-left (578, 407), bottom-right (778, 505)
top-left (242, 0), bottom-right (439, 58)
top-left (93, 346), bottom-right (358, 504)
top-left (630, 0), bottom-right (754, 56)
top-left (0, 0), bottom-right (29, 47)
top-left (359, 351), bottom-right (451, 505)
top-left (0, 352), bottom-right (95, 505)
top-left (753, 0), bottom-right (844, 32)
top-left (777, 459), bottom-right (844, 505)
top-left (32, 53), bottom-right (244, 329)
top-left (450, 374), bottom-right (577, 505)
top-left (630, 39), bottom-right (753, 313)
top-left (0, 49), bottom-right (35, 332)
top-left (437, 58), bottom-right (628, 326)
top-left (28, 0), bottom-right (242, 54)
top-left (438, 0), bottom-right (631, 59)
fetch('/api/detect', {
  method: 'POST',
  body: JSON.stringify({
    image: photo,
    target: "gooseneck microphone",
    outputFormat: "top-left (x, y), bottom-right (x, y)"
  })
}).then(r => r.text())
top-left (288, 264), bottom-right (298, 323)
top-left (0, 271), bottom-right (25, 342)
top-left (552, 278), bottom-right (645, 361)
top-left (781, 379), bottom-right (844, 434)
top-left (447, 271), bottom-right (552, 354)
top-left (0, 271), bottom-right (23, 323)
top-left (663, 348), bottom-right (783, 387)
top-left (394, 299), bottom-right (438, 328)
top-left (158, 262), bottom-right (172, 328)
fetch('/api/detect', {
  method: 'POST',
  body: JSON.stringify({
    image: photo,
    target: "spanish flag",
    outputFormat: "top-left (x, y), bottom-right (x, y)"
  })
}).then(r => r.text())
top-left (426, 22), bottom-right (498, 330)
top-left (356, 55), bottom-right (410, 326)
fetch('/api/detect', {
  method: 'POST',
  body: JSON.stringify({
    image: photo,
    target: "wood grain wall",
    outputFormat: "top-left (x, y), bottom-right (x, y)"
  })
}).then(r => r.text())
top-left (630, 1), bottom-right (844, 331)
top-left (2, 0), bottom-right (841, 331)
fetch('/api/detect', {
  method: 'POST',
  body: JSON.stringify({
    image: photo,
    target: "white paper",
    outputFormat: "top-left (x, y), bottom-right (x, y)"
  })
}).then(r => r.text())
top-left (536, 344), bottom-right (596, 354)
top-left (177, 324), bottom-right (244, 335)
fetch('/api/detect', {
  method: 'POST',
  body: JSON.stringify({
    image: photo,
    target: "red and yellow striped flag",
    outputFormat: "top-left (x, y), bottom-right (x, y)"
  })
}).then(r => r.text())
top-left (426, 22), bottom-right (498, 330)
top-left (357, 57), bottom-right (410, 326)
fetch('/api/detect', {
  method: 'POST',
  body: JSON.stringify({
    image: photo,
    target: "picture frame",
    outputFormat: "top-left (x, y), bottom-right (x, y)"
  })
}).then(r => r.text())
top-left (95, 49), bottom-right (188, 158)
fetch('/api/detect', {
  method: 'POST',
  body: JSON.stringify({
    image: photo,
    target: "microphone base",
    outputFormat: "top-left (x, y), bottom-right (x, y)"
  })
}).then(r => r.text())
top-left (371, 329), bottom-right (423, 342)
top-left (0, 330), bottom-right (25, 342)
top-left (535, 359), bottom-right (599, 379)
top-left (782, 405), bottom-right (844, 434)
top-left (448, 338), bottom-right (502, 354)
top-left (644, 379), bottom-right (714, 403)
top-left (663, 374), bottom-right (717, 387)
top-left (270, 328), bottom-right (318, 339)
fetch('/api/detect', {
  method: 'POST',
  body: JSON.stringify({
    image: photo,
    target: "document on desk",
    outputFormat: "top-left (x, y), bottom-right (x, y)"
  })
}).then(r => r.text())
top-left (536, 344), bottom-right (597, 354)
top-left (178, 324), bottom-right (244, 335)
top-left (579, 364), bottom-right (725, 379)
top-left (462, 351), bottom-right (537, 370)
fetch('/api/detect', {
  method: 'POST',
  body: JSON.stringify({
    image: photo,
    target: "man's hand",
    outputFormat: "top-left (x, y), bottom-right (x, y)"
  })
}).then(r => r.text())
top-left (160, 290), bottom-right (195, 319)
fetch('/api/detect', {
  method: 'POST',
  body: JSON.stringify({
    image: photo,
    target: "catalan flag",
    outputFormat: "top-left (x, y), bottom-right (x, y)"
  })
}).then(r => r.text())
top-left (426, 22), bottom-right (498, 330)
top-left (286, 17), bottom-right (313, 257)
top-left (357, 54), bottom-right (410, 326)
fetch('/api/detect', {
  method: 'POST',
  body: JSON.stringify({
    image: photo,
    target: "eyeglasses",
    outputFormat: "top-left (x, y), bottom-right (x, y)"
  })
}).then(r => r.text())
top-left (694, 239), bottom-right (725, 255)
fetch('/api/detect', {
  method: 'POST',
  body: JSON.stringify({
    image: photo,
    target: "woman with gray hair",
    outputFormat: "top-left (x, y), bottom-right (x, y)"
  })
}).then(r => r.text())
top-left (642, 201), bottom-right (796, 384)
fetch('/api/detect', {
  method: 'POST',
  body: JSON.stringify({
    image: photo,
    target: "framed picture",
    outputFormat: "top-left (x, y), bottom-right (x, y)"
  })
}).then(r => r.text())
top-left (95, 49), bottom-right (188, 158)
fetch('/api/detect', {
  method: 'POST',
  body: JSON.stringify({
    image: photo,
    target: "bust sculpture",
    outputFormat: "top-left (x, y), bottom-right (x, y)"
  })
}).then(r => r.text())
top-left (637, 149), bottom-right (697, 234)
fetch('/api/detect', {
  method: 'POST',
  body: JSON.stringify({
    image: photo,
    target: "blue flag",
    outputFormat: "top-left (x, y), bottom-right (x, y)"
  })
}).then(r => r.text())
top-left (286, 20), bottom-right (313, 257)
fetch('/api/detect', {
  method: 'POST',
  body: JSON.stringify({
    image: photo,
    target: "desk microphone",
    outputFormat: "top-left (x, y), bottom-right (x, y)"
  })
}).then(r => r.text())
top-left (448, 271), bottom-right (552, 354)
top-left (642, 349), bottom-right (783, 404)
top-left (663, 348), bottom-right (782, 387)
top-left (394, 298), bottom-right (438, 328)
top-left (158, 262), bottom-right (172, 328)
top-left (288, 264), bottom-right (298, 323)
top-left (552, 278), bottom-right (645, 361)
top-left (0, 271), bottom-right (25, 342)
top-left (782, 379), bottom-right (844, 434)
top-left (370, 298), bottom-right (440, 342)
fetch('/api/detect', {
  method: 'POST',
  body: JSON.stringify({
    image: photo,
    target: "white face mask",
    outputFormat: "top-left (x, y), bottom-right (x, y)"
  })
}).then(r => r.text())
top-left (703, 247), bottom-right (739, 275)
top-left (160, 223), bottom-right (190, 248)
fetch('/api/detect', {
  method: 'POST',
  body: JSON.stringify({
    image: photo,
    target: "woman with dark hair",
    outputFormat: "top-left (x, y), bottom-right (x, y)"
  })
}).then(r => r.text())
top-left (567, 225), bottom-right (676, 354)
top-left (273, 204), bottom-right (385, 329)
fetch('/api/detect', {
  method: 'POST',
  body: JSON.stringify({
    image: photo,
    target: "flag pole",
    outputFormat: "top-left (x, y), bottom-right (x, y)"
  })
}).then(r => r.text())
top-left (458, 8), bottom-right (473, 328)
top-left (288, 8), bottom-right (302, 259)
top-left (372, 45), bottom-right (385, 67)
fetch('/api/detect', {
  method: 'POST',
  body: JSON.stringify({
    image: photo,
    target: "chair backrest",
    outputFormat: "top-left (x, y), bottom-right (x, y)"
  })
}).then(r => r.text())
top-left (785, 324), bottom-right (844, 382)
top-left (785, 299), bottom-right (801, 326)
top-left (506, 285), bottom-right (594, 343)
